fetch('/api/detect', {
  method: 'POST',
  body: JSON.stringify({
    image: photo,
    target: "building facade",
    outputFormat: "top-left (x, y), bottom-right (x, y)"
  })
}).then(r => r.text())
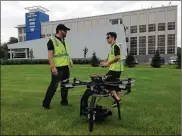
top-left (14, 5), bottom-right (177, 63)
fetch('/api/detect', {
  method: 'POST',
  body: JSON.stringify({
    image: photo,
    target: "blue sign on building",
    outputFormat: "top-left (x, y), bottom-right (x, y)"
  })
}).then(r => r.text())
top-left (25, 11), bottom-right (49, 41)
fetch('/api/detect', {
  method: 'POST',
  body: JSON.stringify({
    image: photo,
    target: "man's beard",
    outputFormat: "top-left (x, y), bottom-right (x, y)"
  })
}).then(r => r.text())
top-left (63, 34), bottom-right (66, 38)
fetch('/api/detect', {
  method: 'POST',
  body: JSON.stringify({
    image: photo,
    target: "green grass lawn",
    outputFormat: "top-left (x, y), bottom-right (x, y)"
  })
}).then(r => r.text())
top-left (1, 64), bottom-right (181, 135)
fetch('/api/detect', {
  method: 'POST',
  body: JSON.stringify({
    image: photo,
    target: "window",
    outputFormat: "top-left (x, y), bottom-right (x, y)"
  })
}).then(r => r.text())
top-left (130, 26), bottom-right (137, 33)
top-left (110, 19), bottom-right (118, 25)
top-left (24, 28), bottom-right (26, 33)
top-left (124, 26), bottom-right (128, 31)
top-left (126, 37), bottom-right (128, 42)
top-left (41, 34), bottom-right (45, 38)
top-left (139, 25), bottom-right (146, 33)
top-left (139, 36), bottom-right (146, 55)
top-left (24, 36), bottom-right (26, 41)
top-left (148, 24), bottom-right (156, 32)
top-left (168, 22), bottom-right (175, 30)
top-left (148, 36), bottom-right (155, 54)
top-left (19, 36), bottom-right (23, 42)
top-left (167, 34), bottom-right (175, 54)
top-left (13, 53), bottom-right (26, 58)
top-left (19, 28), bottom-right (22, 34)
top-left (130, 37), bottom-right (137, 55)
top-left (46, 34), bottom-right (51, 37)
top-left (120, 18), bottom-right (123, 24)
top-left (27, 48), bottom-right (29, 58)
top-left (158, 23), bottom-right (165, 31)
top-left (11, 48), bottom-right (27, 59)
top-left (12, 48), bottom-right (26, 52)
top-left (158, 35), bottom-right (165, 54)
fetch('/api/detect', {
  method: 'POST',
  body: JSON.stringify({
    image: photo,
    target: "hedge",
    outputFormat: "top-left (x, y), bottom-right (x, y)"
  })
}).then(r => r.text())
top-left (0, 58), bottom-right (93, 65)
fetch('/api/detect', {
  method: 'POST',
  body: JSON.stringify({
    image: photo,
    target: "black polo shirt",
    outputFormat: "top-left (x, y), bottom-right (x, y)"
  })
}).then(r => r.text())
top-left (112, 43), bottom-right (120, 56)
top-left (47, 36), bottom-right (66, 51)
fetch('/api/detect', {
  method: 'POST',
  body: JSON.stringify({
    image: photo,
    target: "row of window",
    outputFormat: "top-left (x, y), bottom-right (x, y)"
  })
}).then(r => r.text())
top-left (130, 22), bottom-right (175, 33)
top-left (110, 18), bottom-right (123, 25)
top-left (42, 21), bottom-right (175, 38)
top-left (19, 36), bottom-right (26, 42)
top-left (10, 48), bottom-right (29, 59)
top-left (41, 34), bottom-right (52, 38)
top-left (18, 28), bottom-right (26, 34)
top-left (129, 34), bottom-right (175, 55)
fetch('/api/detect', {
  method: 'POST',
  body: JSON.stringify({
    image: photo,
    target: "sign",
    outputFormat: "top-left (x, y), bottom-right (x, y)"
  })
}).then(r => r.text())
top-left (25, 12), bottom-right (39, 33)
top-left (25, 11), bottom-right (49, 41)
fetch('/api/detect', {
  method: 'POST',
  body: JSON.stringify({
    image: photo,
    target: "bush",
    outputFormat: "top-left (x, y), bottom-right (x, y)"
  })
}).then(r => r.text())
top-left (0, 59), bottom-right (49, 65)
top-left (176, 53), bottom-right (181, 69)
top-left (125, 53), bottom-right (135, 68)
top-left (151, 50), bottom-right (161, 68)
top-left (90, 51), bottom-right (99, 67)
top-left (0, 58), bottom-right (93, 65)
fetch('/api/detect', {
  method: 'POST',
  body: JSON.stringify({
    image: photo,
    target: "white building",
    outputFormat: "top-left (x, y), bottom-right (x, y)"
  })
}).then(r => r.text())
top-left (9, 5), bottom-right (178, 63)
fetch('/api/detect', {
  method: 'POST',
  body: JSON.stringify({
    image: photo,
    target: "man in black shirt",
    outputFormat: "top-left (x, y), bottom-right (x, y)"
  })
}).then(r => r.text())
top-left (100, 32), bottom-right (123, 107)
top-left (42, 24), bottom-right (73, 109)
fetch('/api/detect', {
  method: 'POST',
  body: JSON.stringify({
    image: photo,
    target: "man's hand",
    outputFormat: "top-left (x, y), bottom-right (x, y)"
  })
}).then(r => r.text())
top-left (69, 61), bottom-right (73, 67)
top-left (100, 61), bottom-right (110, 67)
top-left (69, 58), bottom-right (73, 67)
top-left (51, 67), bottom-right (58, 76)
top-left (100, 60), bottom-right (106, 65)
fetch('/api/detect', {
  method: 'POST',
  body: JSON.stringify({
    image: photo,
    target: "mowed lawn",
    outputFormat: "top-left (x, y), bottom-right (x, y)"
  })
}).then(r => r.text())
top-left (1, 64), bottom-right (180, 135)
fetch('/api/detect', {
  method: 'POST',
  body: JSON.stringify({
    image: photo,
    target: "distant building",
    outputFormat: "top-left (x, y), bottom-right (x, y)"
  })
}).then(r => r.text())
top-left (8, 5), bottom-right (178, 63)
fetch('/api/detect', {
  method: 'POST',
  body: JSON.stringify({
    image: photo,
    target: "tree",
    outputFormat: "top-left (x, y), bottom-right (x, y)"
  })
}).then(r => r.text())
top-left (176, 52), bottom-right (181, 69)
top-left (83, 47), bottom-right (88, 64)
top-left (125, 53), bottom-right (135, 68)
top-left (90, 51), bottom-right (99, 67)
top-left (177, 47), bottom-right (181, 54)
top-left (83, 47), bottom-right (88, 58)
top-left (126, 48), bottom-right (129, 54)
top-left (29, 49), bottom-right (34, 60)
top-left (8, 37), bottom-right (18, 44)
top-left (151, 50), bottom-right (161, 68)
top-left (0, 43), bottom-right (8, 59)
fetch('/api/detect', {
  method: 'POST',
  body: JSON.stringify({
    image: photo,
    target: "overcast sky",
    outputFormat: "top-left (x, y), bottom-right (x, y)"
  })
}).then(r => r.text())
top-left (1, 1), bottom-right (181, 46)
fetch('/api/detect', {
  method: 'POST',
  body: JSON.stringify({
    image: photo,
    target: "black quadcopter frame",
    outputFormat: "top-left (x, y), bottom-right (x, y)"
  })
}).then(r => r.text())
top-left (62, 74), bottom-right (135, 132)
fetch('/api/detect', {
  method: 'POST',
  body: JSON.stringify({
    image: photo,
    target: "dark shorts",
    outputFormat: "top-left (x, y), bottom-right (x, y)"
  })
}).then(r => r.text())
top-left (105, 70), bottom-right (122, 92)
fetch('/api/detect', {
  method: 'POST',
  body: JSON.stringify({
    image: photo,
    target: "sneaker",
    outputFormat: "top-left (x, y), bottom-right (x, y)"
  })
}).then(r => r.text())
top-left (112, 100), bottom-right (121, 107)
top-left (42, 106), bottom-right (51, 110)
top-left (60, 101), bottom-right (68, 106)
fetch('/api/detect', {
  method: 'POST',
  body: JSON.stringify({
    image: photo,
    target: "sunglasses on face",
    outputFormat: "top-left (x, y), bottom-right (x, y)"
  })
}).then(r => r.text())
top-left (106, 36), bottom-right (111, 39)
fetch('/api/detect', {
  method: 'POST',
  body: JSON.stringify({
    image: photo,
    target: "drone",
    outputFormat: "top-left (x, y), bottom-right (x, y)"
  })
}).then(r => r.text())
top-left (62, 74), bottom-right (135, 132)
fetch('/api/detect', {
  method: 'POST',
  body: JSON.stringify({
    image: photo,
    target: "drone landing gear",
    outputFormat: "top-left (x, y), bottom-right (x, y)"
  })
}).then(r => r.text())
top-left (87, 94), bottom-right (121, 132)
top-left (88, 95), bottom-right (96, 132)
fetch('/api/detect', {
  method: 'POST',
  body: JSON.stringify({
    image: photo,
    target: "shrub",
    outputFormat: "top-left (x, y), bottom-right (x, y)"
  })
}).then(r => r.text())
top-left (176, 53), bottom-right (181, 69)
top-left (0, 58), bottom-right (93, 65)
top-left (0, 59), bottom-right (48, 65)
top-left (90, 51), bottom-right (99, 67)
top-left (125, 53), bottom-right (135, 68)
top-left (151, 50), bottom-right (161, 68)
top-left (83, 47), bottom-right (88, 58)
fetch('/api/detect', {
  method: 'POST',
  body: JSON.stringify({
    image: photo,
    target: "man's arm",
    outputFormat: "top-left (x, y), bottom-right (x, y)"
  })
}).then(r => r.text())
top-left (48, 50), bottom-right (55, 68)
top-left (47, 40), bottom-right (55, 68)
top-left (69, 56), bottom-right (73, 67)
top-left (108, 55), bottom-right (120, 65)
top-left (47, 40), bottom-right (58, 75)
top-left (66, 43), bottom-right (73, 67)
